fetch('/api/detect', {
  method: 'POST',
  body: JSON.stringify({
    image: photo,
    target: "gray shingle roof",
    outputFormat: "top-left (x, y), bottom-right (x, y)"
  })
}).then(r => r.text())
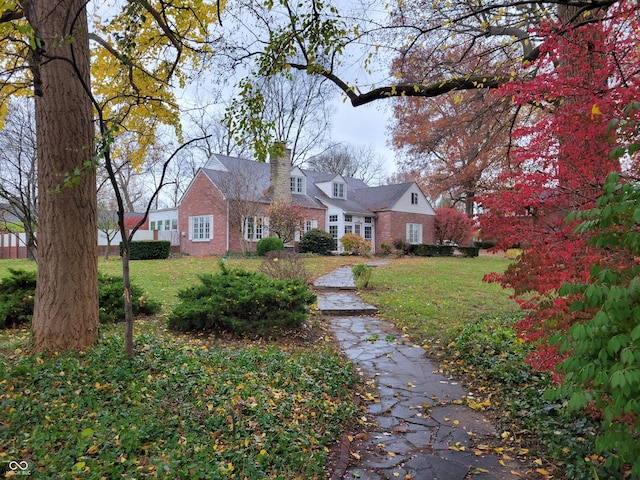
top-left (199, 154), bottom-right (411, 215)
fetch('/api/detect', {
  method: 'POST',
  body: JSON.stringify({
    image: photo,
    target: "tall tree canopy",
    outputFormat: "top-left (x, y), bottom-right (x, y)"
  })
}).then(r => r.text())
top-left (0, 0), bottom-right (223, 353)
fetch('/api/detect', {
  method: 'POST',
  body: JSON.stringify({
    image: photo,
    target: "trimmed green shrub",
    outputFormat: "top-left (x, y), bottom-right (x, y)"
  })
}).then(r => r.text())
top-left (97, 273), bottom-right (161, 323)
top-left (409, 244), bottom-right (438, 256)
top-left (120, 240), bottom-right (171, 260)
top-left (300, 228), bottom-right (335, 255)
top-left (168, 261), bottom-right (316, 336)
top-left (0, 269), bottom-right (160, 328)
top-left (0, 269), bottom-right (36, 328)
top-left (351, 263), bottom-right (372, 289)
top-left (458, 246), bottom-right (480, 257)
top-left (474, 240), bottom-right (495, 249)
top-left (256, 236), bottom-right (285, 256)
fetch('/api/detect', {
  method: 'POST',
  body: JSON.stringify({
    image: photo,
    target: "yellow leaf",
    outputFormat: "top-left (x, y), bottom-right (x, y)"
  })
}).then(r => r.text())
top-left (510, 471), bottom-right (522, 477)
top-left (86, 444), bottom-right (99, 455)
top-left (348, 435), bottom-right (354, 442)
top-left (350, 451), bottom-right (361, 460)
top-left (536, 468), bottom-right (550, 476)
top-left (591, 103), bottom-right (602, 117)
top-left (388, 451), bottom-right (397, 457)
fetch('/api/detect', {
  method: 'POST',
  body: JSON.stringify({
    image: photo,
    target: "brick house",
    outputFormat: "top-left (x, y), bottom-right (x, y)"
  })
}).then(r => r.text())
top-left (177, 152), bottom-right (436, 255)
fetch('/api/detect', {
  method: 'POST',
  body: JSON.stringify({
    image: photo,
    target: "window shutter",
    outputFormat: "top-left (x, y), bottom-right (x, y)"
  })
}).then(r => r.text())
top-left (188, 217), bottom-right (194, 240)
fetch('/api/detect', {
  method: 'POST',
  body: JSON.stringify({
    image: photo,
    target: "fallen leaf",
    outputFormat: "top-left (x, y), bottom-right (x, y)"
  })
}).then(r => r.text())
top-left (350, 451), bottom-right (361, 460)
top-left (388, 451), bottom-right (397, 457)
top-left (86, 444), bottom-right (99, 455)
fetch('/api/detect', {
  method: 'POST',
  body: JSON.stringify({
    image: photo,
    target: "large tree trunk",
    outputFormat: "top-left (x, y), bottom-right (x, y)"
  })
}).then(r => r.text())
top-left (30, 1), bottom-right (99, 353)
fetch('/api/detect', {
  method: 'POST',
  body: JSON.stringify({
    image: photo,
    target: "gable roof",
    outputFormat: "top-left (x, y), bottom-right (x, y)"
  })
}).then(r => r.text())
top-left (189, 154), bottom-right (433, 216)
top-left (353, 182), bottom-right (415, 212)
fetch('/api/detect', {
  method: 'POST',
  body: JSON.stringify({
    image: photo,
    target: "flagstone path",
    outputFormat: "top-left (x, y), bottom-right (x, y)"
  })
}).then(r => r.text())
top-left (313, 262), bottom-right (530, 480)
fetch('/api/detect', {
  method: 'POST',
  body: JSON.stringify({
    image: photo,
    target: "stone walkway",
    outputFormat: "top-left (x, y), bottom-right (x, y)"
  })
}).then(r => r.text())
top-left (313, 263), bottom-right (529, 480)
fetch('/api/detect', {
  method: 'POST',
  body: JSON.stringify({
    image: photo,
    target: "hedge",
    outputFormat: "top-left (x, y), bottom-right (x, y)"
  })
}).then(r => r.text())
top-left (120, 240), bottom-right (171, 260)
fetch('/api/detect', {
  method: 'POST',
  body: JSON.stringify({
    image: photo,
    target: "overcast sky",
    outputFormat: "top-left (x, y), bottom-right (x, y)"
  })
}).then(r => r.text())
top-left (331, 98), bottom-right (397, 177)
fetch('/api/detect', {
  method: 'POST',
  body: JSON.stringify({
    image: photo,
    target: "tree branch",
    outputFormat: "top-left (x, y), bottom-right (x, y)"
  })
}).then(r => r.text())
top-left (290, 62), bottom-right (511, 107)
top-left (0, 6), bottom-right (23, 24)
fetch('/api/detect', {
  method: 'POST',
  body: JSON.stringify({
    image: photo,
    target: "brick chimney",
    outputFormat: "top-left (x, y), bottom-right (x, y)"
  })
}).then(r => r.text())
top-left (269, 144), bottom-right (292, 204)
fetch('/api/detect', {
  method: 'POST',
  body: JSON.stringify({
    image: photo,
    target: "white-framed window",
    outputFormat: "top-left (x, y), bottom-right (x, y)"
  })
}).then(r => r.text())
top-left (329, 225), bottom-right (338, 248)
top-left (329, 214), bottom-right (338, 223)
top-left (290, 176), bottom-right (305, 194)
top-left (305, 219), bottom-right (318, 232)
top-left (244, 216), bottom-right (267, 241)
top-left (364, 226), bottom-right (372, 240)
top-left (171, 218), bottom-right (178, 230)
top-left (150, 221), bottom-right (156, 230)
top-left (365, 216), bottom-right (373, 224)
top-left (164, 219), bottom-right (171, 230)
top-left (344, 214), bottom-right (352, 223)
top-left (411, 192), bottom-right (419, 205)
top-left (344, 225), bottom-right (353, 235)
top-left (332, 182), bottom-right (345, 198)
top-left (190, 215), bottom-right (213, 241)
top-left (406, 223), bottom-right (422, 244)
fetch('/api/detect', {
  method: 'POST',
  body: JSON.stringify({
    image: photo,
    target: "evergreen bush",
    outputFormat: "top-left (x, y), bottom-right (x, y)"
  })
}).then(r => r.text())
top-left (458, 246), bottom-right (480, 257)
top-left (0, 269), bottom-right (36, 328)
top-left (120, 240), bottom-right (171, 260)
top-left (300, 228), bottom-right (335, 255)
top-left (256, 236), bottom-right (284, 256)
top-left (97, 273), bottom-right (161, 323)
top-left (168, 261), bottom-right (316, 335)
top-left (0, 269), bottom-right (160, 327)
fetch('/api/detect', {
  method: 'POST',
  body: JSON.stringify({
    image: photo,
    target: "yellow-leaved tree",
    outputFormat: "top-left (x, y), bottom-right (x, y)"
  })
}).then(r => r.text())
top-left (0, 0), bottom-right (223, 355)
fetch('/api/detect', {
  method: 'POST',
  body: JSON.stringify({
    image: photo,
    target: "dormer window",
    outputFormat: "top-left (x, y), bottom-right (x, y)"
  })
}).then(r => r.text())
top-left (332, 182), bottom-right (345, 198)
top-left (291, 176), bottom-right (305, 194)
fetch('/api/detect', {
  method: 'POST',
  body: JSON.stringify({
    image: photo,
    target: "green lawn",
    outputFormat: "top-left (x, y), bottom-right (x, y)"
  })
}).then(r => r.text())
top-left (0, 255), bottom-right (364, 310)
top-left (360, 255), bottom-right (519, 344)
top-left (1, 253), bottom-right (526, 479)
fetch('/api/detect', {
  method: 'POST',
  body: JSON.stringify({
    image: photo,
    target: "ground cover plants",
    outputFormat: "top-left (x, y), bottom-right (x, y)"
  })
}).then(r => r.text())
top-left (0, 255), bottom-right (364, 478)
top-left (0, 320), bottom-right (359, 479)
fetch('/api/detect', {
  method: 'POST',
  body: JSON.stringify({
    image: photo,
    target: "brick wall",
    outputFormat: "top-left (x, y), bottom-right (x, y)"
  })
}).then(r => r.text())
top-left (178, 173), bottom-right (228, 256)
top-left (375, 211), bottom-right (435, 247)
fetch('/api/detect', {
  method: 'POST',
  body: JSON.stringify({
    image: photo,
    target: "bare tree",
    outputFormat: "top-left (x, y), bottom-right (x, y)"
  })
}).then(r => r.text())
top-left (258, 70), bottom-right (335, 165)
top-left (306, 143), bottom-right (387, 185)
top-left (209, 163), bottom-right (266, 253)
top-left (0, 98), bottom-right (37, 259)
top-left (97, 206), bottom-right (119, 261)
